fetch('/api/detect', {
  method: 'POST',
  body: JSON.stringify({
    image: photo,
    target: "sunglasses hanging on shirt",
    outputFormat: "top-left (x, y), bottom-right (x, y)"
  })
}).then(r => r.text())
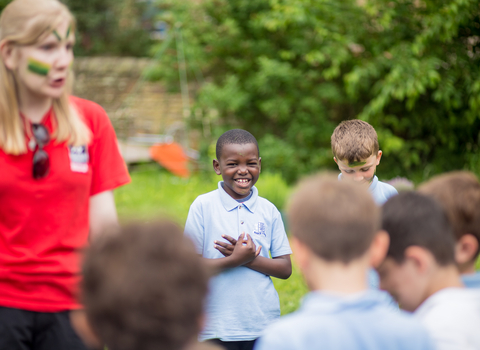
top-left (31, 123), bottom-right (50, 179)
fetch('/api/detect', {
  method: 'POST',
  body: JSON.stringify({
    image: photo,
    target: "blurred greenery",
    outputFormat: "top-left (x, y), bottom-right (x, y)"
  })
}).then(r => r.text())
top-left (148, 0), bottom-right (480, 184)
top-left (0, 0), bottom-right (153, 56)
top-left (115, 165), bottom-right (307, 314)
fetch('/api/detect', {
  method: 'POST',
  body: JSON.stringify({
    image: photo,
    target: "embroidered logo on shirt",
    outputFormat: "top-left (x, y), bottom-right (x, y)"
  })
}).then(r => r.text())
top-left (69, 145), bottom-right (89, 173)
top-left (254, 222), bottom-right (266, 237)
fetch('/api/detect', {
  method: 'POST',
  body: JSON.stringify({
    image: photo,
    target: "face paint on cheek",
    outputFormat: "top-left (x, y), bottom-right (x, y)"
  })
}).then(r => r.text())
top-left (66, 26), bottom-right (71, 39)
top-left (27, 57), bottom-right (51, 76)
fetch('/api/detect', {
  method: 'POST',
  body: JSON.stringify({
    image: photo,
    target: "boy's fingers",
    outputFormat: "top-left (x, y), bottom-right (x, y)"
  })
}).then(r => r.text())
top-left (255, 246), bottom-right (262, 257)
top-left (215, 240), bottom-right (233, 249)
top-left (222, 234), bottom-right (237, 245)
top-left (236, 233), bottom-right (245, 245)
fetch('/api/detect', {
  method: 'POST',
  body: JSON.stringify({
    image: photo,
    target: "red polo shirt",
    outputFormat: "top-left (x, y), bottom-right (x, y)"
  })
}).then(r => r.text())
top-left (0, 96), bottom-right (130, 312)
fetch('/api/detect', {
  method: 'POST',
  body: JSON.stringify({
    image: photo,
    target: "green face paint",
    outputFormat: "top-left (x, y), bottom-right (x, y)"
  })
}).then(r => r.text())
top-left (53, 30), bottom-right (62, 42)
top-left (27, 57), bottom-right (50, 76)
top-left (348, 160), bottom-right (367, 167)
top-left (66, 26), bottom-right (71, 39)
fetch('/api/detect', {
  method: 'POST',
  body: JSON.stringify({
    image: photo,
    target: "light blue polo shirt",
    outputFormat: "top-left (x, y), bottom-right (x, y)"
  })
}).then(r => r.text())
top-left (462, 272), bottom-right (480, 288)
top-left (254, 290), bottom-right (435, 350)
top-left (338, 174), bottom-right (398, 205)
top-left (184, 181), bottom-right (292, 341)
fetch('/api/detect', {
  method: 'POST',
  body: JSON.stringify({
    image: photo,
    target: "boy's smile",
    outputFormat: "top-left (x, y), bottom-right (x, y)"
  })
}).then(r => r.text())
top-left (213, 143), bottom-right (261, 200)
top-left (335, 151), bottom-right (382, 187)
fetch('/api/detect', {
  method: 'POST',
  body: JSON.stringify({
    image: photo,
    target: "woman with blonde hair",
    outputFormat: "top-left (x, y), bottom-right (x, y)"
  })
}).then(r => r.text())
top-left (0, 0), bottom-right (130, 348)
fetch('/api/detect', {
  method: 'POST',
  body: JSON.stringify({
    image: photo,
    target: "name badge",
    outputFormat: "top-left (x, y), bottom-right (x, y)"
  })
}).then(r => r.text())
top-left (69, 145), bottom-right (89, 173)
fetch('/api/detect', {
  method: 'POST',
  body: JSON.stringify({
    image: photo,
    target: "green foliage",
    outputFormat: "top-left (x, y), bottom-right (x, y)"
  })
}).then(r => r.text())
top-left (150, 0), bottom-right (480, 183)
top-left (0, 0), bottom-right (153, 56)
top-left (62, 0), bottom-right (153, 56)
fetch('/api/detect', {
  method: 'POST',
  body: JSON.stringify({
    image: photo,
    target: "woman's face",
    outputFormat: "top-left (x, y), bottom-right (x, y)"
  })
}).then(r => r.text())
top-left (13, 18), bottom-right (74, 101)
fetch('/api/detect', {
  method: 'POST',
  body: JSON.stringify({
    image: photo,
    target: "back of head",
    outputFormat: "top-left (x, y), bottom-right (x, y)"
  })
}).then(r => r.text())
top-left (331, 120), bottom-right (379, 162)
top-left (216, 129), bottom-right (259, 159)
top-left (382, 191), bottom-right (455, 266)
top-left (82, 221), bottom-right (209, 350)
top-left (418, 171), bottom-right (480, 254)
top-left (288, 173), bottom-right (379, 263)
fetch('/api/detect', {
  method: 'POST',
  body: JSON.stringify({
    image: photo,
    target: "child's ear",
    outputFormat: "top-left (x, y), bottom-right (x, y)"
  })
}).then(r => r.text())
top-left (376, 151), bottom-right (383, 165)
top-left (258, 157), bottom-right (261, 173)
top-left (370, 230), bottom-right (390, 268)
top-left (0, 40), bottom-right (18, 70)
top-left (69, 310), bottom-right (102, 350)
top-left (213, 159), bottom-right (221, 175)
top-left (455, 234), bottom-right (479, 266)
top-left (291, 236), bottom-right (311, 271)
top-left (404, 246), bottom-right (432, 275)
top-left (333, 157), bottom-right (338, 164)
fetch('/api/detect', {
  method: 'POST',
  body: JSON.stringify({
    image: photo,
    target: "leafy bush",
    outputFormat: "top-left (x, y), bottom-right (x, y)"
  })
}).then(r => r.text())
top-left (148, 0), bottom-right (480, 184)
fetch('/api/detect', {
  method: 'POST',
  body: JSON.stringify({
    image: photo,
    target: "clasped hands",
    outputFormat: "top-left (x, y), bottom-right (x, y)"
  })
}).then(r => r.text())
top-left (214, 233), bottom-right (262, 266)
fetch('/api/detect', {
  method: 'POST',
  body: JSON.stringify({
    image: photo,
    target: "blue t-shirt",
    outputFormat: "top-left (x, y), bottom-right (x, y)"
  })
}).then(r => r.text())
top-left (462, 272), bottom-right (480, 288)
top-left (184, 182), bottom-right (292, 341)
top-left (254, 290), bottom-right (435, 350)
top-left (337, 174), bottom-right (398, 205)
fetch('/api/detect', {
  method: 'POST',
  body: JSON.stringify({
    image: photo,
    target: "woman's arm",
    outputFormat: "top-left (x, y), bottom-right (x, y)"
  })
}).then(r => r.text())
top-left (89, 190), bottom-right (119, 241)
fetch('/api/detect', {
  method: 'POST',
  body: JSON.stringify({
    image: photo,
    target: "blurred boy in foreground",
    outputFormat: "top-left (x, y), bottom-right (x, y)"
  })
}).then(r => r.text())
top-left (419, 171), bottom-right (480, 288)
top-left (379, 192), bottom-right (480, 350)
top-left (78, 221), bottom-right (218, 350)
top-left (254, 174), bottom-right (433, 350)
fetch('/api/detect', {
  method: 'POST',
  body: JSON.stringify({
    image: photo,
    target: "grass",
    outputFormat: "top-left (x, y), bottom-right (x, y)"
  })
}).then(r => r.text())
top-left (114, 164), bottom-right (308, 315)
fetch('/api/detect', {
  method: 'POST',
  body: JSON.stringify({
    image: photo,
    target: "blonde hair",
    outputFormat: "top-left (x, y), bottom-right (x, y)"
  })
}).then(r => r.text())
top-left (331, 120), bottom-right (379, 162)
top-left (0, 0), bottom-right (91, 155)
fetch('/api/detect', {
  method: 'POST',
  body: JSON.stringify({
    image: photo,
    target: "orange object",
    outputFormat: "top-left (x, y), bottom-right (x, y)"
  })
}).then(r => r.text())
top-left (149, 142), bottom-right (190, 178)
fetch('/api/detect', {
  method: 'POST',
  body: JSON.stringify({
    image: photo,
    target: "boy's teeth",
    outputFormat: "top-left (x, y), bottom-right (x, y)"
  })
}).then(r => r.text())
top-left (236, 179), bottom-right (249, 183)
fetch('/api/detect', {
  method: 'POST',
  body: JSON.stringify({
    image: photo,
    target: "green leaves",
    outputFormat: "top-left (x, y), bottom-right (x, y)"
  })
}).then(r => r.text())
top-left (152, 0), bottom-right (480, 183)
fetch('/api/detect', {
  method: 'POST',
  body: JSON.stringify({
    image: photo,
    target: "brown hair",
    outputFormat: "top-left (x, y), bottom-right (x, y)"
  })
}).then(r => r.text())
top-left (288, 172), bottom-right (380, 263)
top-left (82, 221), bottom-right (209, 350)
top-left (331, 120), bottom-right (379, 162)
top-left (418, 171), bottom-right (480, 258)
top-left (0, 0), bottom-right (90, 155)
top-left (382, 191), bottom-right (455, 266)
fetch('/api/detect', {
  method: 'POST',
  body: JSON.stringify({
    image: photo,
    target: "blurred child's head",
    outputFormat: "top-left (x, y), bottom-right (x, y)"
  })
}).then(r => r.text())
top-left (418, 171), bottom-right (480, 273)
top-left (378, 192), bottom-right (456, 311)
top-left (331, 120), bottom-right (382, 187)
top-left (213, 129), bottom-right (261, 200)
top-left (82, 221), bottom-right (209, 350)
top-left (288, 173), bottom-right (387, 275)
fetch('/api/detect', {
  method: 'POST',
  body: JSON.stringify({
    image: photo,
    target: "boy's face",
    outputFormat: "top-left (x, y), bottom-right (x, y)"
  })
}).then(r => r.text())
top-left (335, 151), bottom-right (382, 187)
top-left (376, 256), bottom-right (427, 312)
top-left (213, 142), bottom-right (261, 200)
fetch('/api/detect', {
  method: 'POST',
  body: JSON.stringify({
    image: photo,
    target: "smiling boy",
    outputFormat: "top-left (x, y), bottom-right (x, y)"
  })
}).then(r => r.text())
top-left (184, 129), bottom-right (292, 350)
top-left (331, 120), bottom-right (397, 205)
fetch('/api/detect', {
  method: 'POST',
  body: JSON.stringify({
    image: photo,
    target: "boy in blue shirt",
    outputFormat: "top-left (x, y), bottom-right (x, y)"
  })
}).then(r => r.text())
top-left (378, 191), bottom-right (480, 349)
top-left (184, 129), bottom-right (292, 350)
top-left (331, 119), bottom-right (397, 205)
top-left (254, 174), bottom-right (433, 350)
top-left (419, 171), bottom-right (480, 288)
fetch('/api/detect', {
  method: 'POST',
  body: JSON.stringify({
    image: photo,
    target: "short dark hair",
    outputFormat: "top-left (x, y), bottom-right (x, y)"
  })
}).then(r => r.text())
top-left (215, 129), bottom-right (259, 159)
top-left (288, 173), bottom-right (380, 263)
top-left (82, 221), bottom-right (209, 350)
top-left (418, 171), bottom-right (480, 259)
top-left (382, 191), bottom-right (456, 266)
